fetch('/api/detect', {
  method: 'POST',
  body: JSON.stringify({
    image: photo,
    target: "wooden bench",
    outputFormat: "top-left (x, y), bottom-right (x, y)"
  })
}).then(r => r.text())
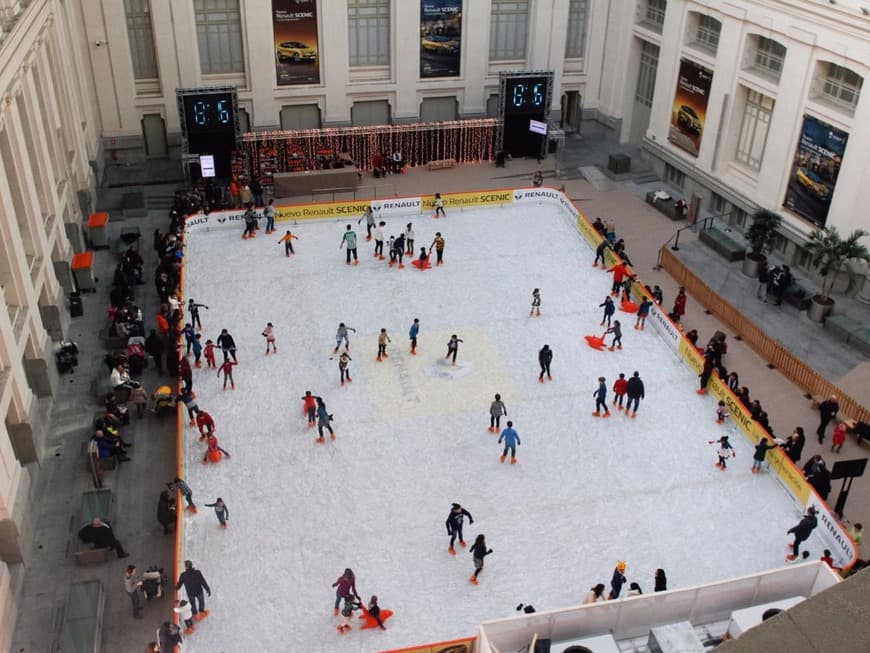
top-left (74, 489), bottom-right (114, 566)
top-left (698, 226), bottom-right (746, 261)
top-left (60, 580), bottom-right (104, 653)
top-left (427, 158), bottom-right (456, 171)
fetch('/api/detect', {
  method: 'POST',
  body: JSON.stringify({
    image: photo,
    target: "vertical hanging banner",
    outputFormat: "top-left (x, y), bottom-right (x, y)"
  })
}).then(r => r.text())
top-left (420, 0), bottom-right (463, 78)
top-left (782, 115), bottom-right (848, 228)
top-left (273, 0), bottom-right (320, 86)
top-left (668, 59), bottom-right (713, 157)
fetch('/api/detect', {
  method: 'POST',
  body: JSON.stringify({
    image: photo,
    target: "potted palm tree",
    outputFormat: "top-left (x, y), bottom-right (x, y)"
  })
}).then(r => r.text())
top-left (804, 227), bottom-right (870, 322)
top-left (741, 209), bottom-right (781, 277)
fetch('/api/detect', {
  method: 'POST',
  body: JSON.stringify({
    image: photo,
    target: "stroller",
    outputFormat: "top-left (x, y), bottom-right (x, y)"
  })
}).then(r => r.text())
top-left (127, 336), bottom-right (146, 375)
top-left (151, 385), bottom-right (177, 416)
top-left (55, 341), bottom-right (79, 374)
top-left (141, 566), bottom-right (167, 600)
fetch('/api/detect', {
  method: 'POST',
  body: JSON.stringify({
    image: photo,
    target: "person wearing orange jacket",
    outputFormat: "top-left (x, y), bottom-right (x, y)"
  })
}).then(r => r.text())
top-left (607, 262), bottom-right (629, 296)
top-left (277, 230), bottom-right (298, 256)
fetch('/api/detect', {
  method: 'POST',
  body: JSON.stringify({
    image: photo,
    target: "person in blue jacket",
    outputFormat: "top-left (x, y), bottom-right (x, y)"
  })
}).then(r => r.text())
top-left (593, 377), bottom-right (611, 417)
top-left (445, 503), bottom-right (474, 555)
top-left (608, 561), bottom-right (627, 599)
top-left (409, 318), bottom-right (420, 355)
top-left (498, 421), bottom-right (521, 464)
top-left (600, 296), bottom-right (615, 327)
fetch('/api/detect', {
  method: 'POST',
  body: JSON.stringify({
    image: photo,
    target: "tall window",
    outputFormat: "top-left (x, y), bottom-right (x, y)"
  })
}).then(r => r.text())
top-left (821, 63), bottom-right (863, 111)
top-left (194, 0), bottom-right (244, 74)
top-left (565, 0), bottom-right (589, 59)
top-left (753, 37), bottom-right (786, 80)
top-left (644, 0), bottom-right (666, 30)
top-left (634, 41), bottom-right (659, 107)
top-left (124, 0), bottom-right (158, 79)
top-left (735, 89), bottom-right (773, 171)
top-left (348, 0), bottom-right (390, 67)
top-left (694, 14), bottom-right (721, 55)
top-left (490, 0), bottom-right (529, 61)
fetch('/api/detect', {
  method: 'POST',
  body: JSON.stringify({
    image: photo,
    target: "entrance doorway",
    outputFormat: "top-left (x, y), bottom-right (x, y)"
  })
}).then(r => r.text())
top-left (141, 114), bottom-right (168, 159)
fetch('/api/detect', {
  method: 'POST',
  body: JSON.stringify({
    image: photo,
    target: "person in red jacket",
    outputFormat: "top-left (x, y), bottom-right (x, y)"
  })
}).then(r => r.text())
top-left (607, 262), bottom-right (629, 296)
top-left (670, 287), bottom-right (687, 323)
top-left (612, 373), bottom-right (628, 411)
top-left (301, 391), bottom-right (317, 427)
top-left (196, 410), bottom-right (215, 439)
top-left (202, 433), bottom-right (230, 463)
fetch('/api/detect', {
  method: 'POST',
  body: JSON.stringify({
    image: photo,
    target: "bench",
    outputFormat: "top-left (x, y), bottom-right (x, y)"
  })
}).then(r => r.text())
top-left (825, 314), bottom-right (870, 354)
top-left (698, 226), bottom-right (746, 261)
top-left (61, 580), bottom-right (104, 653)
top-left (645, 191), bottom-right (684, 221)
top-left (781, 281), bottom-right (813, 311)
top-left (427, 158), bottom-right (456, 171)
top-left (74, 489), bottom-right (114, 566)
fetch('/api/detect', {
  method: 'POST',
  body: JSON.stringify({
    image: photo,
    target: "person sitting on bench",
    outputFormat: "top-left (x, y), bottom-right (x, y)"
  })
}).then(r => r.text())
top-left (78, 518), bottom-right (129, 558)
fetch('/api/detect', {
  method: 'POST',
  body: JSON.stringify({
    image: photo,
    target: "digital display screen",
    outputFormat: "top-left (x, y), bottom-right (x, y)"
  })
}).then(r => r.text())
top-left (504, 77), bottom-right (549, 116)
top-left (183, 93), bottom-right (235, 134)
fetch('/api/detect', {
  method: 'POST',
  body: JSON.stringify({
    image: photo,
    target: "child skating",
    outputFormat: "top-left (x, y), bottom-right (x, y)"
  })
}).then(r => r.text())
top-left (613, 373), bottom-right (627, 410)
top-left (333, 323), bottom-right (356, 353)
top-left (277, 230), bottom-right (298, 256)
top-left (412, 246), bottom-right (431, 269)
top-left (192, 334), bottom-right (203, 368)
top-left (446, 503), bottom-right (474, 554)
top-left (709, 435), bottom-right (736, 470)
top-left (337, 595), bottom-right (363, 634)
top-left (182, 323), bottom-right (196, 356)
top-left (202, 433), bottom-right (231, 463)
top-left (538, 344), bottom-right (552, 382)
top-left (316, 396), bottom-right (335, 442)
top-left (752, 437), bottom-right (778, 473)
top-left (204, 339), bottom-right (217, 369)
top-left (600, 296), bottom-right (615, 327)
top-left (716, 401), bottom-right (728, 424)
top-left (174, 600), bottom-right (195, 635)
top-left (187, 299), bottom-right (208, 330)
top-left (445, 334), bottom-right (463, 365)
top-left (469, 534), bottom-right (493, 585)
top-left (635, 297), bottom-right (651, 330)
top-left (301, 391), bottom-right (317, 427)
top-left (204, 497), bottom-right (229, 527)
top-left (593, 377), bottom-right (611, 417)
top-left (434, 192), bottom-right (446, 218)
top-left (498, 421), bottom-right (521, 464)
top-left (340, 225), bottom-right (359, 265)
top-left (606, 320), bottom-right (623, 351)
top-left (489, 393), bottom-right (507, 432)
top-left (363, 595), bottom-right (389, 630)
top-left (373, 221), bottom-right (386, 259)
top-left (196, 410), bottom-right (215, 439)
top-left (329, 352), bottom-right (352, 386)
top-left (376, 328), bottom-right (391, 361)
top-left (262, 322), bottom-right (277, 354)
top-left (430, 232), bottom-right (445, 265)
top-left (530, 288), bottom-right (541, 317)
top-left (217, 359), bottom-right (237, 390)
top-left (409, 318), bottom-right (420, 354)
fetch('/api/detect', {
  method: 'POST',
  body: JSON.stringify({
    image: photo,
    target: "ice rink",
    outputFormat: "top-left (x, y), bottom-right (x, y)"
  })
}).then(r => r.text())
top-left (180, 203), bottom-right (820, 652)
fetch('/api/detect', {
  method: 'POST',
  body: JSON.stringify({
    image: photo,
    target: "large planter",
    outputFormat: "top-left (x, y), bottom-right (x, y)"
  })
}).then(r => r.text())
top-left (807, 295), bottom-right (834, 322)
top-left (741, 256), bottom-right (761, 278)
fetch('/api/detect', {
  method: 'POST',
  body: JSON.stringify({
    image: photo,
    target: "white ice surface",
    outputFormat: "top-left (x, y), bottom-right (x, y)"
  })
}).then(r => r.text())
top-left (181, 205), bottom-right (821, 653)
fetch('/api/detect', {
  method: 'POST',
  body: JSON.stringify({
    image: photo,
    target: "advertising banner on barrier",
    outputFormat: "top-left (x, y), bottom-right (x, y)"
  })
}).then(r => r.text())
top-left (420, 0), bottom-right (463, 79)
top-left (668, 59), bottom-right (713, 157)
top-left (371, 197), bottom-right (423, 217)
top-left (276, 199), bottom-right (373, 221)
top-left (384, 636), bottom-right (475, 653)
top-left (782, 114), bottom-right (848, 227)
top-left (272, 0), bottom-right (320, 86)
top-left (648, 303), bottom-right (682, 353)
top-left (512, 188), bottom-right (563, 204)
top-left (422, 190), bottom-right (513, 210)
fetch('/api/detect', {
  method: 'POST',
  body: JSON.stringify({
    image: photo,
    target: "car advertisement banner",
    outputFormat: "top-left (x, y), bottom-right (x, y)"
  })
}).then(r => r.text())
top-left (782, 115), bottom-right (848, 227)
top-left (668, 59), bottom-right (713, 157)
top-left (273, 0), bottom-right (320, 86)
top-left (420, 0), bottom-right (462, 78)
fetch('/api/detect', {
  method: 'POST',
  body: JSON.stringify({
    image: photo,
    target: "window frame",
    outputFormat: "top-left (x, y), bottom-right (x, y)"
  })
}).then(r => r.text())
top-left (634, 40), bottom-right (659, 108)
top-left (693, 13), bottom-right (721, 56)
top-left (734, 88), bottom-right (774, 172)
top-left (348, 0), bottom-right (390, 67)
top-left (820, 62), bottom-right (863, 112)
top-left (752, 36), bottom-right (786, 81)
top-left (193, 0), bottom-right (246, 76)
top-left (564, 0), bottom-right (589, 59)
top-left (489, 0), bottom-right (530, 61)
top-left (124, 0), bottom-right (159, 80)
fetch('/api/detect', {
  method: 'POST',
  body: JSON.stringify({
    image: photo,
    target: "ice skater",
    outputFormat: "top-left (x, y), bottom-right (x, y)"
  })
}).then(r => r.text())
top-left (607, 261), bottom-right (629, 296)
top-left (168, 476), bottom-right (197, 513)
top-left (202, 433), bottom-right (231, 463)
top-left (622, 370), bottom-right (646, 413)
top-left (316, 396), bottom-right (336, 442)
top-left (469, 534), bottom-right (493, 585)
top-left (434, 192), bottom-right (446, 218)
top-left (716, 401), bottom-right (728, 424)
top-left (445, 334), bottom-right (463, 365)
top-left (301, 391), bottom-right (317, 427)
top-left (636, 297), bottom-right (651, 330)
top-left (174, 599), bottom-right (195, 635)
top-left (786, 506), bottom-right (817, 561)
top-left (277, 230), bottom-right (298, 256)
top-left (340, 225), bottom-right (359, 265)
top-left (366, 595), bottom-right (388, 630)
top-left (263, 198), bottom-right (276, 233)
top-left (498, 421), bottom-right (521, 464)
top-left (412, 246), bottom-right (431, 269)
top-left (358, 205), bottom-right (375, 240)
top-left (709, 435), bottom-right (736, 469)
top-left (593, 239), bottom-right (611, 267)
top-left (606, 320), bottom-right (623, 351)
top-left (390, 232), bottom-right (406, 268)
top-left (404, 222), bottom-right (415, 255)
top-left (530, 288), bottom-right (541, 317)
top-left (593, 377), bottom-right (611, 417)
top-left (262, 322), bottom-right (277, 354)
top-left (752, 437), bottom-right (778, 473)
top-left (613, 373), bottom-right (627, 410)
top-left (241, 203), bottom-right (257, 239)
top-left (608, 561), bottom-right (627, 599)
top-left (204, 339), bottom-right (216, 369)
top-left (373, 221), bottom-right (386, 259)
top-left (329, 352), bottom-right (352, 386)
top-left (333, 323), bottom-right (356, 353)
top-left (192, 334), bottom-right (203, 368)
top-left (196, 409), bottom-right (215, 439)
top-left (446, 503), bottom-right (474, 554)
top-left (216, 328), bottom-right (237, 362)
top-left (430, 232), bottom-right (445, 265)
top-left (376, 328), bottom-right (391, 361)
top-left (337, 595), bottom-right (363, 634)
top-left (409, 318), bottom-right (420, 354)
top-left (600, 296), bottom-right (615, 327)
top-left (538, 344), bottom-right (552, 382)
top-left (204, 498), bottom-right (229, 527)
top-left (332, 568), bottom-right (360, 616)
top-left (217, 358), bottom-right (237, 390)
top-left (182, 323), bottom-right (196, 356)
top-left (187, 299), bottom-right (208, 330)
top-left (489, 393), bottom-right (507, 432)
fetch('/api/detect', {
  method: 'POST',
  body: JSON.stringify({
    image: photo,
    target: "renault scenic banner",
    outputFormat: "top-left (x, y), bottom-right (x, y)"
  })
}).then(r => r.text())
top-left (420, 0), bottom-right (462, 78)
top-left (668, 59), bottom-right (713, 157)
top-left (273, 0), bottom-right (320, 86)
top-left (782, 115), bottom-right (848, 227)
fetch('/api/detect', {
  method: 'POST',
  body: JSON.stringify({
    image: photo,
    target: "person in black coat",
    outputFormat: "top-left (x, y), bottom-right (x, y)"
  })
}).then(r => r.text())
top-left (625, 371), bottom-right (645, 417)
top-left (538, 345), bottom-right (553, 382)
top-left (157, 490), bottom-right (176, 535)
top-left (807, 463), bottom-right (832, 500)
top-left (698, 349), bottom-right (716, 394)
top-left (216, 329), bottom-right (237, 362)
top-left (176, 560), bottom-right (211, 619)
top-left (445, 503), bottom-right (474, 554)
top-left (608, 561), bottom-right (627, 599)
top-left (469, 534), bottom-right (493, 585)
top-left (816, 395), bottom-right (839, 443)
top-left (78, 518), bottom-right (129, 558)
top-left (654, 568), bottom-right (667, 592)
top-left (156, 621), bottom-right (182, 652)
top-left (771, 264), bottom-right (792, 306)
top-left (144, 329), bottom-right (165, 374)
top-left (786, 506), bottom-right (817, 560)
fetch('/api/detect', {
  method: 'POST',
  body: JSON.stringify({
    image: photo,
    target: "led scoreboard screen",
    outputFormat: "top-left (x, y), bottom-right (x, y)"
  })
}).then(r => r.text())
top-left (504, 77), bottom-right (550, 116)
top-left (182, 93), bottom-right (235, 134)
